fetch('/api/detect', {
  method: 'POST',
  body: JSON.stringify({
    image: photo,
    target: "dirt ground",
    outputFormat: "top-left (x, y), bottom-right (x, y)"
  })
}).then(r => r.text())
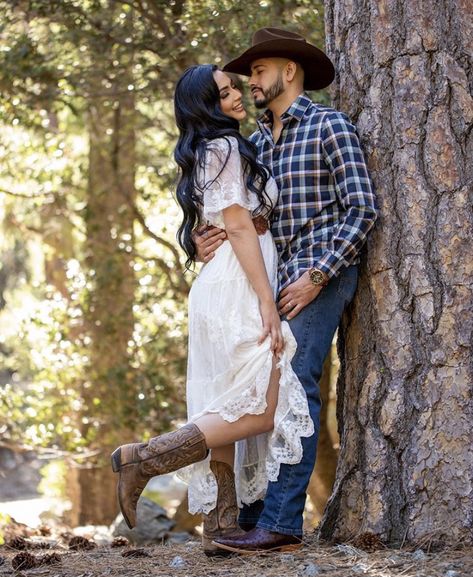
top-left (1, 531), bottom-right (472, 577)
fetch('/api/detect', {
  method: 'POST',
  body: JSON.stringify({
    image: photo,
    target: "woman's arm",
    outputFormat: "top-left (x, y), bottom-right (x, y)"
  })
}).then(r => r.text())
top-left (223, 204), bottom-right (283, 357)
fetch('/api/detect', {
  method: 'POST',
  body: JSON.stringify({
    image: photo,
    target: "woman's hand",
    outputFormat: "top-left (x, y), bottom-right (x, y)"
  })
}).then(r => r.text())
top-left (193, 225), bottom-right (227, 262)
top-left (258, 299), bottom-right (284, 358)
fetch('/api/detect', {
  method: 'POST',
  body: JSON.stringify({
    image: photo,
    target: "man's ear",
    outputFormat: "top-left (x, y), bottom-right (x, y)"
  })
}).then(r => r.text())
top-left (285, 60), bottom-right (298, 82)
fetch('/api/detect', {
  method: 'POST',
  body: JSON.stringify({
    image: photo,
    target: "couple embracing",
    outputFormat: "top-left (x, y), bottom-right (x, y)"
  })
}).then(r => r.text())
top-left (111, 27), bottom-right (377, 556)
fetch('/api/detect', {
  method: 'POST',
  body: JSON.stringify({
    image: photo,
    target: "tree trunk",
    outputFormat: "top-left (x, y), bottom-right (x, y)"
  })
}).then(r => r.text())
top-left (321, 0), bottom-right (473, 545)
top-left (71, 36), bottom-right (137, 526)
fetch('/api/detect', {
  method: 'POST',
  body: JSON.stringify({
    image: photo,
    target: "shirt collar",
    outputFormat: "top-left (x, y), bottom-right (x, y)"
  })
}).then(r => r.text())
top-left (256, 92), bottom-right (312, 131)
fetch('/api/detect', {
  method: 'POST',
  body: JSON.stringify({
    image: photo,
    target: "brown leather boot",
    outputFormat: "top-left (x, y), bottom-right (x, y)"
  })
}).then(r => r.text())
top-left (212, 527), bottom-right (303, 554)
top-left (202, 460), bottom-right (245, 557)
top-left (111, 423), bottom-right (208, 529)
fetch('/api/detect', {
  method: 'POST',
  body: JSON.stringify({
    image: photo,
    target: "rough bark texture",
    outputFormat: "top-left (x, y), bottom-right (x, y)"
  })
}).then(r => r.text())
top-left (321, 0), bottom-right (473, 545)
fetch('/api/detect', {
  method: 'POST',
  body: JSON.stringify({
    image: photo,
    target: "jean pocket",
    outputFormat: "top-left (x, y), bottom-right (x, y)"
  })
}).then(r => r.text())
top-left (336, 266), bottom-right (359, 302)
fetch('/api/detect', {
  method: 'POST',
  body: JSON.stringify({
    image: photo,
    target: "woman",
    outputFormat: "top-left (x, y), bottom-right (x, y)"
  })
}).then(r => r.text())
top-left (111, 65), bottom-right (313, 555)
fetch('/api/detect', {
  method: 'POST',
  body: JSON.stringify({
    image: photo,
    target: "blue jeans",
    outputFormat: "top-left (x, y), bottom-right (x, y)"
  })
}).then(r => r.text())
top-left (239, 265), bottom-right (359, 536)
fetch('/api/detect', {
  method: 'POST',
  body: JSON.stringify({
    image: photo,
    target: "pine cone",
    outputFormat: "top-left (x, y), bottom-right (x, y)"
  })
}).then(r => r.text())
top-left (37, 525), bottom-right (52, 537)
top-left (352, 532), bottom-right (385, 552)
top-left (11, 552), bottom-right (38, 570)
top-left (60, 531), bottom-right (74, 543)
top-left (68, 536), bottom-right (96, 550)
top-left (3, 519), bottom-right (32, 540)
top-left (122, 548), bottom-right (151, 558)
top-left (7, 536), bottom-right (28, 550)
top-left (111, 536), bottom-right (129, 548)
top-left (37, 553), bottom-right (61, 566)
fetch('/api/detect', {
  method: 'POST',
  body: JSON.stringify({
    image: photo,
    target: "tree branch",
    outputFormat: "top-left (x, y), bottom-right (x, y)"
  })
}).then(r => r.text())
top-left (131, 205), bottom-right (190, 294)
top-left (134, 251), bottom-right (189, 294)
top-left (0, 439), bottom-right (100, 462)
top-left (132, 206), bottom-right (179, 261)
top-left (0, 187), bottom-right (55, 200)
top-left (135, 0), bottom-right (173, 39)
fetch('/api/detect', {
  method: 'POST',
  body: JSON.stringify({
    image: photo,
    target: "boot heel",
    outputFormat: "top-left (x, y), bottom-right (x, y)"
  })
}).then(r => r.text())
top-left (111, 448), bottom-right (122, 472)
top-left (202, 536), bottom-right (234, 558)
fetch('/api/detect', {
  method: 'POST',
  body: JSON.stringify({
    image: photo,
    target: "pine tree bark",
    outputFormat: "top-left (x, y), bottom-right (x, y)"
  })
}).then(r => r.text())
top-left (321, 0), bottom-right (473, 545)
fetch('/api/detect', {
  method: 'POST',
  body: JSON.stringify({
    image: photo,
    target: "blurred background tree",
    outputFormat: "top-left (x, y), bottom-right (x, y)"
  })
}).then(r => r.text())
top-left (0, 0), bottom-right (327, 526)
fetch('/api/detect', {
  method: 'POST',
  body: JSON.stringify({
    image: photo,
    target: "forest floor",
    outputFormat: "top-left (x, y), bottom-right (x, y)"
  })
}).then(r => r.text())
top-left (0, 529), bottom-right (472, 577)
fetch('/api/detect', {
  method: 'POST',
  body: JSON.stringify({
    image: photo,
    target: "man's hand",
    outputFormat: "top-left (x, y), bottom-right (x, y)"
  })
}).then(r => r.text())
top-left (278, 272), bottom-right (323, 320)
top-left (193, 225), bottom-right (227, 263)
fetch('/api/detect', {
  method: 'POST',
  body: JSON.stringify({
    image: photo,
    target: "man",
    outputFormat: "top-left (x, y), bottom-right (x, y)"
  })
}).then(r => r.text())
top-left (197, 27), bottom-right (377, 553)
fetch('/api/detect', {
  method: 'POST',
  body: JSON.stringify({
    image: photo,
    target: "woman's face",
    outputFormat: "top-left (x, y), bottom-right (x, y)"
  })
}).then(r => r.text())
top-left (213, 70), bottom-right (246, 121)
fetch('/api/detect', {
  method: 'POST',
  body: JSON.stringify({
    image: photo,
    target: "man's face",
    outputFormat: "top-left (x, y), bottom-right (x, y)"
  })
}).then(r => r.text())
top-left (248, 58), bottom-right (287, 109)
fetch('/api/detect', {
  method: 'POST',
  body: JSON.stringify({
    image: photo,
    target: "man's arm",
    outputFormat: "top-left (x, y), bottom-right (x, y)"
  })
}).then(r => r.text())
top-left (193, 225), bottom-right (227, 262)
top-left (278, 112), bottom-right (378, 320)
top-left (314, 111), bottom-right (378, 278)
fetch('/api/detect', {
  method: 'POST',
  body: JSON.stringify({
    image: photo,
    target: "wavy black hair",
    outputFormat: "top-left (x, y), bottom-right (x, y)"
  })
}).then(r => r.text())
top-left (174, 64), bottom-right (273, 268)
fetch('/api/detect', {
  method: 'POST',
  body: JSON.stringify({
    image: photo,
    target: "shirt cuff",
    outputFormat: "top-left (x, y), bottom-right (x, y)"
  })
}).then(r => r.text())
top-left (315, 252), bottom-right (347, 279)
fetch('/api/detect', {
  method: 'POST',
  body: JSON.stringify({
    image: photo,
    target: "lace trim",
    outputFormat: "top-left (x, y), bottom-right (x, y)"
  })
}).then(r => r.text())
top-left (178, 322), bottom-right (314, 514)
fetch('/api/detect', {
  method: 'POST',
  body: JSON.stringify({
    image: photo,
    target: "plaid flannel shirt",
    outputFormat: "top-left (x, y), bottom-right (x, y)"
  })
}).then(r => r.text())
top-left (250, 93), bottom-right (378, 291)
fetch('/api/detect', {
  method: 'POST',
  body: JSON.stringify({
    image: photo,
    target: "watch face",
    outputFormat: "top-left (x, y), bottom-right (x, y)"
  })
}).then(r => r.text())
top-left (310, 269), bottom-right (324, 285)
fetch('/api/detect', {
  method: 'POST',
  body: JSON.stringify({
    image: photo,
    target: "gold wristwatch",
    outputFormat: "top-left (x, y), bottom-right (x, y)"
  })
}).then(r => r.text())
top-left (308, 267), bottom-right (329, 287)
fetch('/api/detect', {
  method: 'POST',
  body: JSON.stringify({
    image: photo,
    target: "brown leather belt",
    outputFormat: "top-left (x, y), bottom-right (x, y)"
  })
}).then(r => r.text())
top-left (252, 215), bottom-right (269, 235)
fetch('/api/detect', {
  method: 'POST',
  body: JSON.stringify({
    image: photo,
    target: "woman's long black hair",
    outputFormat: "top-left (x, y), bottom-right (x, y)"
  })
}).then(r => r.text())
top-left (174, 64), bottom-right (273, 268)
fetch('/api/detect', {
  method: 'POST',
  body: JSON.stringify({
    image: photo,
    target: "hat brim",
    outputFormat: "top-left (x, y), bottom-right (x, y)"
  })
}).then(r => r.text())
top-left (222, 39), bottom-right (335, 90)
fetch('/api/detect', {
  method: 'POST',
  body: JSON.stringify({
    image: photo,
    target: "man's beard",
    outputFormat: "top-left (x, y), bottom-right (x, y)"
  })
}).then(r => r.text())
top-left (253, 73), bottom-right (284, 109)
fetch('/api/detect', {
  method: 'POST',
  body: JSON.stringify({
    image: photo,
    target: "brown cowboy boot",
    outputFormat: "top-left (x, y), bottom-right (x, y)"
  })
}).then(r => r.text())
top-left (111, 423), bottom-right (208, 529)
top-left (212, 527), bottom-right (303, 555)
top-left (202, 460), bottom-right (245, 557)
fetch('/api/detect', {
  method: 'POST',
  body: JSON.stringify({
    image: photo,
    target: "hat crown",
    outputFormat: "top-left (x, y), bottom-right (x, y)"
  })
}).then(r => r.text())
top-left (252, 27), bottom-right (306, 47)
top-left (223, 27), bottom-right (335, 91)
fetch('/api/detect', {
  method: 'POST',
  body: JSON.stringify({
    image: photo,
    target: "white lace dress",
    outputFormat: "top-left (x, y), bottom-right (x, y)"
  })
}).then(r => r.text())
top-left (178, 136), bottom-right (314, 515)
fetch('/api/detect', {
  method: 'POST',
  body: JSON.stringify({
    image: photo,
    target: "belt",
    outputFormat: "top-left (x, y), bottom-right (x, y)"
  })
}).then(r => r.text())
top-left (252, 215), bottom-right (269, 235)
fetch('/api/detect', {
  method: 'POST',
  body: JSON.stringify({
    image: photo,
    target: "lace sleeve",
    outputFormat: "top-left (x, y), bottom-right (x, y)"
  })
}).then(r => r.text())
top-left (199, 137), bottom-right (253, 229)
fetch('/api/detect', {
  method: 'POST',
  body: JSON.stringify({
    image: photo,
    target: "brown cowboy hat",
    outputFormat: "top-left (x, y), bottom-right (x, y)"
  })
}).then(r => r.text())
top-left (223, 27), bottom-right (335, 90)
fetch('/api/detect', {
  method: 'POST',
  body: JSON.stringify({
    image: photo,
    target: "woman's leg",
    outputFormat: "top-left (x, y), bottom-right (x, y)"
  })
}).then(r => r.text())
top-left (112, 360), bottom-right (280, 529)
top-left (194, 361), bottom-right (280, 448)
top-left (210, 444), bottom-right (235, 467)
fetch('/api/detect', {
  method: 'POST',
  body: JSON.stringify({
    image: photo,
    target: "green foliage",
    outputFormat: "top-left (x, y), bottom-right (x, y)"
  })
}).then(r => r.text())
top-left (0, 0), bottom-right (326, 458)
top-left (0, 511), bottom-right (11, 544)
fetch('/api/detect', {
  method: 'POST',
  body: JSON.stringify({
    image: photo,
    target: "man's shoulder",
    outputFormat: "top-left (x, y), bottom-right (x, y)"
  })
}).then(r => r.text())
top-left (305, 102), bottom-right (353, 127)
